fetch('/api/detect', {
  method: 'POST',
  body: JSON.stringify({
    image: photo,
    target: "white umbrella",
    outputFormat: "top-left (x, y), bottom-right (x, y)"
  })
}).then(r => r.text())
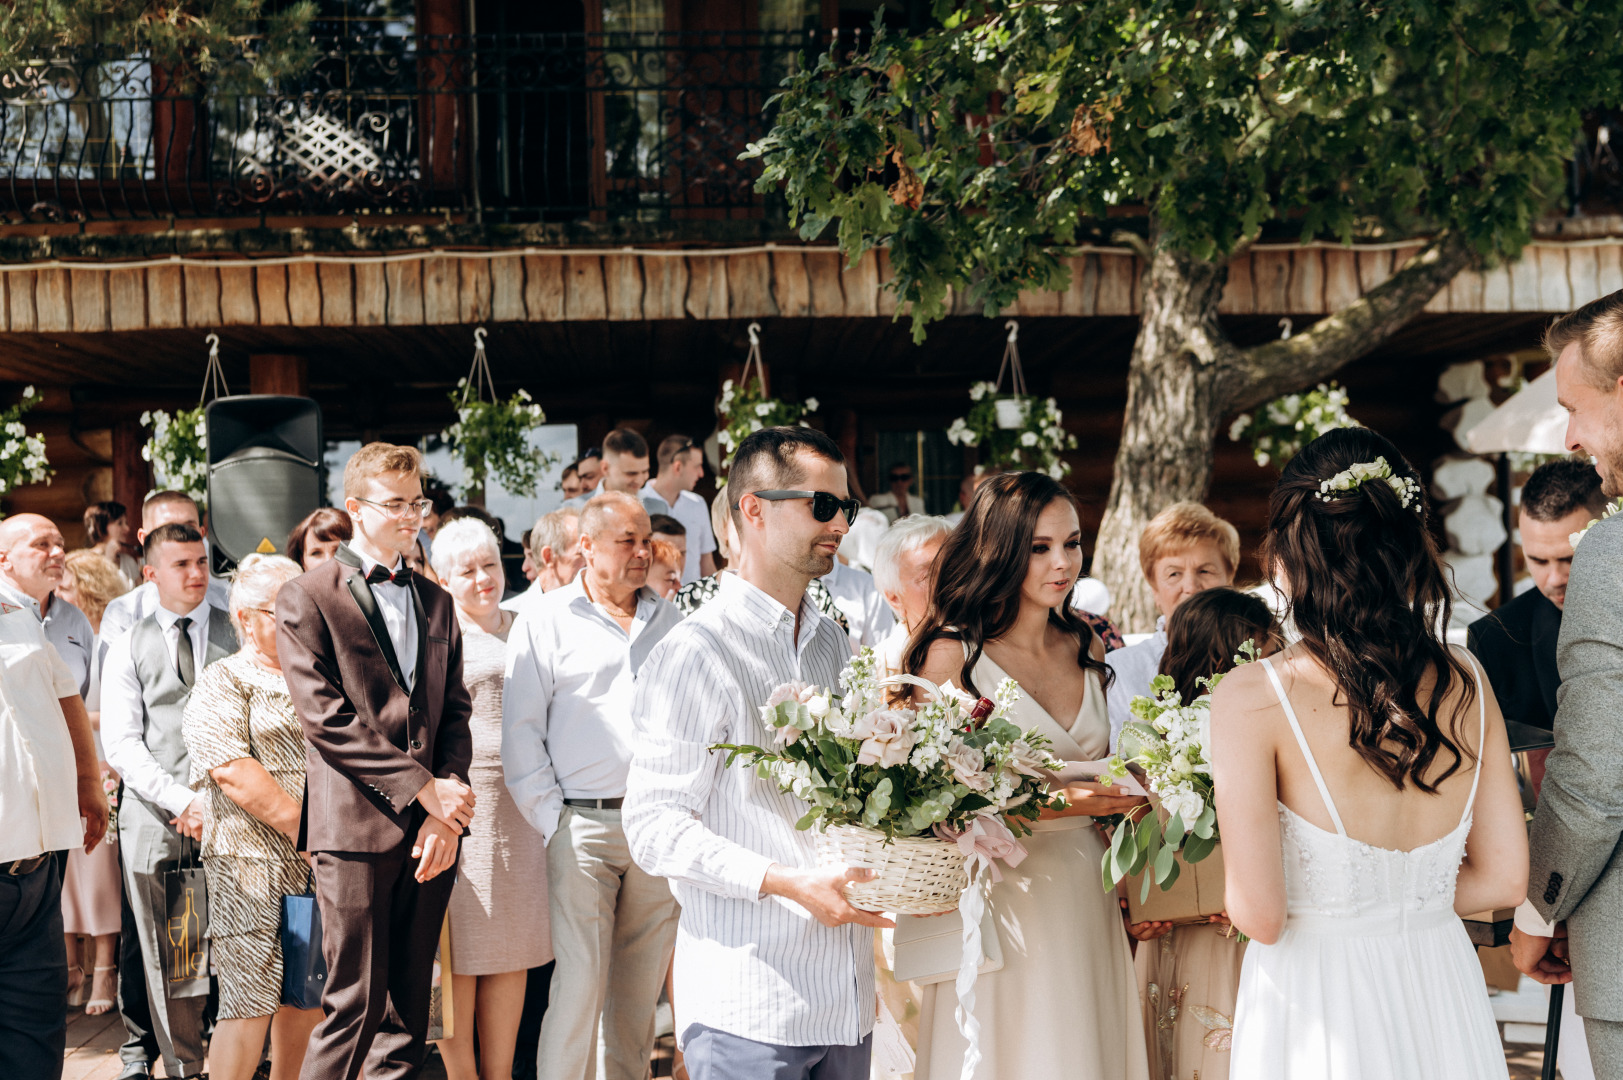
top-left (1464, 367), bottom-right (1568, 455)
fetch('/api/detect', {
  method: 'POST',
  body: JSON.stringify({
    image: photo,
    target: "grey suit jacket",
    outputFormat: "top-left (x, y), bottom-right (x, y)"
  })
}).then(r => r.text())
top-left (1529, 512), bottom-right (1623, 1021)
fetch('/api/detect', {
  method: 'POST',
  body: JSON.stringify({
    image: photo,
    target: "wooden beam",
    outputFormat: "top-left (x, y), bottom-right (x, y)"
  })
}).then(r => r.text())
top-left (249, 354), bottom-right (309, 397)
top-left (112, 418), bottom-right (150, 520)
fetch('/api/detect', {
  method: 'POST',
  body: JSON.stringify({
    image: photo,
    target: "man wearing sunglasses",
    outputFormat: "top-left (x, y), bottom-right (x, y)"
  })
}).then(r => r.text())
top-left (626, 426), bottom-right (883, 1080)
top-left (868, 461), bottom-right (928, 523)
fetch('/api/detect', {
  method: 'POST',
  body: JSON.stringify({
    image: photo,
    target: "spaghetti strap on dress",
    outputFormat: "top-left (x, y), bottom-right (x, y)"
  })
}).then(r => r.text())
top-left (1228, 654), bottom-right (1506, 1080)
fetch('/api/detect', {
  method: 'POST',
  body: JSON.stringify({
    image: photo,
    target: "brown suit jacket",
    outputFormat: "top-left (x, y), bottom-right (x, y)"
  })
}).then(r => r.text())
top-left (278, 545), bottom-right (474, 853)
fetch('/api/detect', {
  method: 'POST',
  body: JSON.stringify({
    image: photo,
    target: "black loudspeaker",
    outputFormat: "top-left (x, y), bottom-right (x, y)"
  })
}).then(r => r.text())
top-left (206, 395), bottom-right (324, 575)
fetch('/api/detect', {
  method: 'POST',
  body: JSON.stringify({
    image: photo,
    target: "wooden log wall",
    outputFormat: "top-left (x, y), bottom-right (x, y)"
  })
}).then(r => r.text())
top-left (0, 240), bottom-right (1616, 337)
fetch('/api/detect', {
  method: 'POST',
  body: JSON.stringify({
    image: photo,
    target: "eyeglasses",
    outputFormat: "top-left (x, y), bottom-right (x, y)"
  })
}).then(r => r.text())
top-left (354, 497), bottom-right (433, 519)
top-left (751, 490), bottom-right (860, 525)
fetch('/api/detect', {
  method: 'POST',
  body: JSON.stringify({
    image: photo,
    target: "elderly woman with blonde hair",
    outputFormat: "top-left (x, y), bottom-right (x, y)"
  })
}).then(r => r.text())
top-left (181, 553), bottom-right (321, 1080)
top-left (430, 517), bottom-right (551, 1080)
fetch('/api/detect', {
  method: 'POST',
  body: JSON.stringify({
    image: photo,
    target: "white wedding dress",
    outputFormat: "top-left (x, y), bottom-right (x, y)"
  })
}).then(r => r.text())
top-left (1229, 656), bottom-right (1508, 1079)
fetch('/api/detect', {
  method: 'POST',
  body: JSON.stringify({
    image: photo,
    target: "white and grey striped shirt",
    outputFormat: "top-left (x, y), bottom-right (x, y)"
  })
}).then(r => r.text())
top-left (625, 571), bottom-right (875, 1049)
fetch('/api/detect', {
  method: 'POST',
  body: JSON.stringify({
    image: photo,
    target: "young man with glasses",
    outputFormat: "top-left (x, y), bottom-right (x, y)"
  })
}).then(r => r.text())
top-left (867, 461), bottom-right (927, 523)
top-left (625, 427), bottom-right (884, 1080)
top-left (640, 434), bottom-right (718, 585)
top-left (275, 442), bottom-right (476, 1080)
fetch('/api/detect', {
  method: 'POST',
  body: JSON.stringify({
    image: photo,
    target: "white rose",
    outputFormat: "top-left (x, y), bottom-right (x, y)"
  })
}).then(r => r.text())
top-left (1005, 738), bottom-right (1049, 778)
top-left (1162, 788), bottom-right (1205, 825)
top-left (1020, 431), bottom-right (1038, 447)
top-left (805, 694), bottom-right (830, 720)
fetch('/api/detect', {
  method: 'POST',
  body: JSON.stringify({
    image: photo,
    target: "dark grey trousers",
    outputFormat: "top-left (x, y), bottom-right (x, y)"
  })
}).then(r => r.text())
top-left (682, 1024), bottom-right (873, 1080)
top-left (0, 853), bottom-right (68, 1080)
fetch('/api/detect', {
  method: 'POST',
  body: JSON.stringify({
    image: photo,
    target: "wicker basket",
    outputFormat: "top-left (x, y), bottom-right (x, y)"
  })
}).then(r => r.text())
top-left (814, 825), bottom-right (970, 915)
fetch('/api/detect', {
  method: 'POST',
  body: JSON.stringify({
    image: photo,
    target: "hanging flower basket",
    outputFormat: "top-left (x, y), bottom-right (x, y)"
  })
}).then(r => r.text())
top-left (945, 321), bottom-right (1076, 479)
top-left (716, 323), bottom-right (818, 478)
top-left (141, 405), bottom-right (208, 505)
top-left (141, 334), bottom-right (227, 506)
top-left (441, 328), bottom-right (555, 499)
top-left (1228, 382), bottom-right (1358, 468)
top-left (0, 385), bottom-right (54, 497)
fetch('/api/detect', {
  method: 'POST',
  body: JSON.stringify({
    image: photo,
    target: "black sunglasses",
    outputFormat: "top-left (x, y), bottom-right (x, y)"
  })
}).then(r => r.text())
top-left (751, 490), bottom-right (860, 525)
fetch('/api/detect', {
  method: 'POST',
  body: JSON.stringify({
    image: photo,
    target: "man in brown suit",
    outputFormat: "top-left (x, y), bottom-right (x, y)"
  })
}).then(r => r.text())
top-left (278, 442), bottom-right (476, 1080)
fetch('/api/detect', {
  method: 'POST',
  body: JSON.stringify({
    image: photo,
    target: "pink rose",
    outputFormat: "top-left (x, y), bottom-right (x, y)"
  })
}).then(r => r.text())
top-left (852, 708), bottom-right (916, 769)
top-left (766, 681), bottom-right (814, 708)
top-left (1005, 739), bottom-right (1048, 779)
top-left (946, 738), bottom-right (991, 792)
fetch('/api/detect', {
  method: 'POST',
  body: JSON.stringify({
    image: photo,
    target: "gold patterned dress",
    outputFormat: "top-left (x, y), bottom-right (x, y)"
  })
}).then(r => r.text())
top-left (183, 650), bottom-right (311, 1020)
top-left (1136, 922), bottom-right (1248, 1080)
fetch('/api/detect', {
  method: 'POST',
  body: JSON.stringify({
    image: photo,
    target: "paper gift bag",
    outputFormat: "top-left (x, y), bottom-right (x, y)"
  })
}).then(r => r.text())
top-left (427, 916), bottom-right (455, 1042)
top-left (1126, 843), bottom-right (1226, 925)
top-left (279, 891), bottom-right (328, 1009)
top-left (160, 839), bottom-right (211, 998)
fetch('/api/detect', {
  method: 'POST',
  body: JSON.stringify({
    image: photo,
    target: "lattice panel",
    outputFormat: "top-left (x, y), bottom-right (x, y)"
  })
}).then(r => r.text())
top-left (277, 110), bottom-right (383, 187)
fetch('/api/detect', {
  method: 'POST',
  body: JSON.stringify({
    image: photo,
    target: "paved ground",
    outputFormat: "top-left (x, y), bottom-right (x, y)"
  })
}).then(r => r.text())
top-left (64, 1004), bottom-right (1547, 1079)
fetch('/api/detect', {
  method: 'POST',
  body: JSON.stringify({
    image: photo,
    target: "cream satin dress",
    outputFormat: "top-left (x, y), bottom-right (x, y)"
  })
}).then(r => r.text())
top-left (914, 652), bottom-right (1150, 1080)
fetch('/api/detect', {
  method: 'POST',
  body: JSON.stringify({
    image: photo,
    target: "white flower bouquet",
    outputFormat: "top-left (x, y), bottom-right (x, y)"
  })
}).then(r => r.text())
top-left (1228, 382), bottom-right (1358, 468)
top-left (715, 375), bottom-right (818, 477)
top-left (946, 380), bottom-right (1076, 479)
top-left (141, 405), bottom-right (207, 505)
top-left (0, 385), bottom-right (52, 496)
top-left (1100, 642), bottom-right (1259, 902)
top-left (714, 647), bottom-right (1065, 912)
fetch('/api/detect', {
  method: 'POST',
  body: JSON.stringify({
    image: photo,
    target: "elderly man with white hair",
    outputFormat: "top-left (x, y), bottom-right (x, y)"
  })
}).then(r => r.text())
top-left (431, 519), bottom-right (552, 1080)
top-left (502, 491), bottom-right (683, 1080)
top-left (819, 507), bottom-right (894, 652)
top-left (870, 515), bottom-right (951, 672)
top-left (504, 508), bottom-right (585, 620)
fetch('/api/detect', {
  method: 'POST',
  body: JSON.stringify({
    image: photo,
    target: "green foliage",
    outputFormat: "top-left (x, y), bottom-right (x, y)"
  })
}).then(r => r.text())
top-left (0, 386), bottom-right (53, 498)
top-left (945, 380), bottom-right (1076, 477)
top-left (715, 376), bottom-right (818, 479)
top-left (441, 384), bottom-right (554, 499)
top-left (0, 0), bottom-right (316, 94)
top-left (748, 0), bottom-right (1623, 340)
top-left (1228, 382), bottom-right (1358, 469)
top-left (141, 405), bottom-right (207, 507)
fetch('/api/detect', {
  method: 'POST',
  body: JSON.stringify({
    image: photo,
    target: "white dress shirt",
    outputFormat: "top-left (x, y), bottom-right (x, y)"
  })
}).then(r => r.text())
top-left (0, 605), bottom-right (85, 861)
top-left (1104, 616), bottom-right (1168, 753)
top-left (640, 483), bottom-right (718, 585)
top-left (355, 548), bottom-right (419, 691)
top-left (101, 599), bottom-right (214, 816)
top-left (98, 577), bottom-right (230, 664)
top-left (820, 559), bottom-right (895, 653)
top-left (503, 576), bottom-right (682, 843)
top-left (624, 572), bottom-right (875, 1049)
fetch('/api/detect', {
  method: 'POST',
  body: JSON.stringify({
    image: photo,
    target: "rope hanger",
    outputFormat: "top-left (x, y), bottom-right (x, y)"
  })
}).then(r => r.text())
top-left (460, 326), bottom-right (497, 406)
top-left (993, 319), bottom-right (1028, 397)
top-left (200, 333), bottom-right (230, 403)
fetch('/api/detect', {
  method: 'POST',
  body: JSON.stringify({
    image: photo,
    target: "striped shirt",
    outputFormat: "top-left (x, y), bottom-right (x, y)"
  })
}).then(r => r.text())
top-left (624, 571), bottom-right (875, 1049)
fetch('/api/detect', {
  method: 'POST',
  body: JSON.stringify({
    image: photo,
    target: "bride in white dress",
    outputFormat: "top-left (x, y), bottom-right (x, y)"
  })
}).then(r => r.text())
top-left (905, 471), bottom-right (1150, 1080)
top-left (1212, 428), bottom-right (1529, 1080)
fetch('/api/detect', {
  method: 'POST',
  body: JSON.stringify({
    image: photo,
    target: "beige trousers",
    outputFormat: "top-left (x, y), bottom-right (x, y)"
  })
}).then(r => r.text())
top-left (538, 805), bottom-right (680, 1080)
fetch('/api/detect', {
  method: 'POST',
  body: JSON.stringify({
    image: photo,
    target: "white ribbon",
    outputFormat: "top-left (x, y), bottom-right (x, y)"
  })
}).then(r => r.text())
top-left (955, 853), bottom-right (991, 1080)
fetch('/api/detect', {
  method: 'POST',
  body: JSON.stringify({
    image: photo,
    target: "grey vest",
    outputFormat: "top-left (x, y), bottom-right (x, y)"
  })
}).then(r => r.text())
top-left (127, 607), bottom-right (238, 797)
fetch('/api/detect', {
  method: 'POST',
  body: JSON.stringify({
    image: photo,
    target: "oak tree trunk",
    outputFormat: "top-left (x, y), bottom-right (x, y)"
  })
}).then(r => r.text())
top-left (1092, 231), bottom-right (1476, 633)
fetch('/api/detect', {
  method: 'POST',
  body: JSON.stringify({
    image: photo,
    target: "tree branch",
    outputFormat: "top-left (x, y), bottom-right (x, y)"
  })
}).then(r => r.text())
top-left (1216, 231), bottom-right (1477, 413)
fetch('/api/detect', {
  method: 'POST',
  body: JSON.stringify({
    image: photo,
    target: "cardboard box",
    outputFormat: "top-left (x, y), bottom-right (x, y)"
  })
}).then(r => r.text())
top-left (1125, 844), bottom-right (1226, 925)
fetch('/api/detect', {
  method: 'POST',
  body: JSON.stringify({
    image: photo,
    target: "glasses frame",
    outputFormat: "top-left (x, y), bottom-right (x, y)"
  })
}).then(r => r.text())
top-left (353, 496), bottom-right (433, 519)
top-left (750, 489), bottom-right (860, 525)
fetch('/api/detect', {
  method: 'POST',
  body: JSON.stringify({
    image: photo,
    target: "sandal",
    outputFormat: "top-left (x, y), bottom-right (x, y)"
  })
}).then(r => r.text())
top-left (66, 964), bottom-right (86, 1008)
top-left (85, 965), bottom-right (117, 1016)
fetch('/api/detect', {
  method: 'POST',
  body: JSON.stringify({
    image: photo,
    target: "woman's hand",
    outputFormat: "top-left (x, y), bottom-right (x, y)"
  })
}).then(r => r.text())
top-left (1042, 780), bottom-right (1151, 820)
top-left (1121, 899), bottom-right (1176, 942)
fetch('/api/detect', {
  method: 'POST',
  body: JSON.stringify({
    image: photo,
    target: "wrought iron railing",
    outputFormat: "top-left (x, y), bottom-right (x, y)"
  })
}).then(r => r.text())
top-left (0, 30), bottom-right (843, 223)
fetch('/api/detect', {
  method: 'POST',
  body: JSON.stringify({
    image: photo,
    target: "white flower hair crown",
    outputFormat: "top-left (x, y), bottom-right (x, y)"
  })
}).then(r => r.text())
top-left (1317, 456), bottom-right (1422, 511)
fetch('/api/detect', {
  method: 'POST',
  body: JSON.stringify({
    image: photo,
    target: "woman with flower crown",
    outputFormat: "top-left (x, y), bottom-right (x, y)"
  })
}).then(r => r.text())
top-left (1212, 428), bottom-right (1527, 1078)
top-left (903, 471), bottom-right (1150, 1080)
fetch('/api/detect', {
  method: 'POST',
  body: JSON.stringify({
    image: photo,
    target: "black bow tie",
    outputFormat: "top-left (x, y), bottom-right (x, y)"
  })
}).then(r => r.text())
top-left (365, 564), bottom-right (413, 587)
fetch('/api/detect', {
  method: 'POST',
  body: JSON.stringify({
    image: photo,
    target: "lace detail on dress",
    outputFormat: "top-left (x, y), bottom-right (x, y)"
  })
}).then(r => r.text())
top-left (1277, 804), bottom-right (1470, 923)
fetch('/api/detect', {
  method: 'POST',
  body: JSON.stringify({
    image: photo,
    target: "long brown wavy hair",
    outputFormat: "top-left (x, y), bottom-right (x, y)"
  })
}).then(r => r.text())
top-left (1159, 587), bottom-right (1283, 705)
top-left (1265, 427), bottom-right (1475, 793)
top-left (902, 471), bottom-right (1110, 698)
